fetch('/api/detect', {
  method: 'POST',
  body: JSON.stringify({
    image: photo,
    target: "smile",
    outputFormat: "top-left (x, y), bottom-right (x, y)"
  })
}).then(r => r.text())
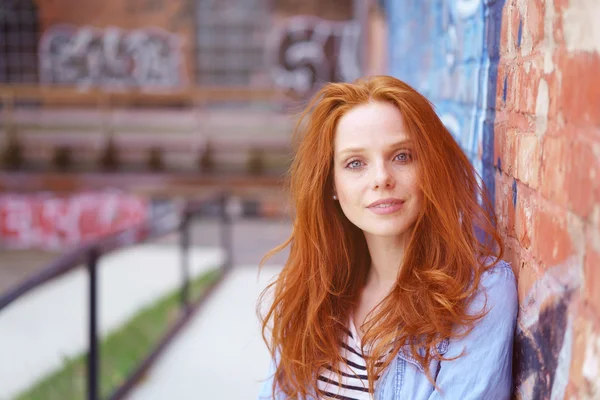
top-left (367, 199), bottom-right (405, 215)
top-left (372, 203), bottom-right (397, 208)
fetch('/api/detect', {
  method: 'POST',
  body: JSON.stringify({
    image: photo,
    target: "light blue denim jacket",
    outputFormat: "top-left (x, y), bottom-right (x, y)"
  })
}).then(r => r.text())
top-left (257, 260), bottom-right (518, 400)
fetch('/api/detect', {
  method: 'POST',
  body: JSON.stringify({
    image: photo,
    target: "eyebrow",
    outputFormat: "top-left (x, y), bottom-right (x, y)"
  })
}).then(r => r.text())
top-left (336, 139), bottom-right (414, 157)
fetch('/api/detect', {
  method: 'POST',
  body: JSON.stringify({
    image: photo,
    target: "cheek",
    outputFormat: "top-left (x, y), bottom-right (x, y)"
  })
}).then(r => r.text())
top-left (404, 169), bottom-right (422, 196)
top-left (334, 174), bottom-right (362, 204)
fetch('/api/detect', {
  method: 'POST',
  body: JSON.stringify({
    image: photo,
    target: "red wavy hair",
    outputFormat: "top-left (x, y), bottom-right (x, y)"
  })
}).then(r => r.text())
top-left (258, 75), bottom-right (503, 399)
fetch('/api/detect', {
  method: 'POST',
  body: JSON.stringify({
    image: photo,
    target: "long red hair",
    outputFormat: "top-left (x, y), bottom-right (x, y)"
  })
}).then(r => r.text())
top-left (258, 75), bottom-right (503, 398)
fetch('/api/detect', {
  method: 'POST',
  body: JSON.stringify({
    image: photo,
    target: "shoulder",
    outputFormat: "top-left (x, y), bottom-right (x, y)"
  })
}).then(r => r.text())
top-left (471, 257), bottom-right (518, 320)
top-left (479, 258), bottom-right (516, 288)
top-left (479, 258), bottom-right (517, 292)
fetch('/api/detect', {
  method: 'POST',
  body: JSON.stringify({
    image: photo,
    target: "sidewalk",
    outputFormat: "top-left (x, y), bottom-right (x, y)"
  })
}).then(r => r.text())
top-left (127, 264), bottom-right (282, 400)
top-left (0, 244), bottom-right (224, 400)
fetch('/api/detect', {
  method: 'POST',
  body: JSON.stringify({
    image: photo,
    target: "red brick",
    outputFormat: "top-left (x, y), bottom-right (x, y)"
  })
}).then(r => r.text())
top-left (500, 0), bottom-right (519, 57)
top-left (557, 51), bottom-right (600, 127)
top-left (496, 62), bottom-right (508, 108)
top-left (515, 134), bottom-right (541, 189)
top-left (544, 122), bottom-right (575, 139)
top-left (513, 67), bottom-right (537, 115)
top-left (554, 0), bottom-right (570, 13)
top-left (540, 135), bottom-right (570, 207)
top-left (495, 174), bottom-right (510, 234)
top-left (505, 66), bottom-right (519, 112)
top-left (596, 174), bottom-right (600, 212)
top-left (527, 0), bottom-right (544, 54)
top-left (565, 140), bottom-right (597, 218)
top-left (514, 56), bottom-right (547, 116)
top-left (533, 202), bottom-right (574, 267)
top-left (573, 126), bottom-right (600, 144)
top-left (510, 1), bottom-right (521, 53)
top-left (506, 110), bottom-right (534, 132)
top-left (566, 314), bottom-right (592, 397)
top-left (503, 236), bottom-right (523, 277)
top-left (507, 187), bottom-right (516, 239)
top-left (553, 0), bottom-right (570, 47)
top-left (515, 257), bottom-right (540, 306)
top-left (499, 4), bottom-right (511, 58)
top-left (568, 312), bottom-right (600, 398)
top-left (585, 236), bottom-right (600, 315)
top-left (507, 129), bottom-right (520, 176)
top-left (539, 133), bottom-right (598, 217)
top-left (495, 0), bottom-right (600, 394)
top-left (515, 186), bottom-right (534, 249)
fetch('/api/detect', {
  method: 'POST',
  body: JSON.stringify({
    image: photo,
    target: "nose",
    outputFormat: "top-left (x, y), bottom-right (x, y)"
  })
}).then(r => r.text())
top-left (372, 161), bottom-right (395, 190)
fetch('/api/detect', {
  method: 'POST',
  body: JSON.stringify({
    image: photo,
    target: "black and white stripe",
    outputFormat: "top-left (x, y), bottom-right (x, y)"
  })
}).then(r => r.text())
top-left (317, 319), bottom-right (379, 400)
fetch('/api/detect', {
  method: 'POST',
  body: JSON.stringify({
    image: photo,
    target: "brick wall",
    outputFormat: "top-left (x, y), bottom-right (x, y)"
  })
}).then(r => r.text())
top-left (271, 0), bottom-right (354, 20)
top-left (386, 0), bottom-right (599, 398)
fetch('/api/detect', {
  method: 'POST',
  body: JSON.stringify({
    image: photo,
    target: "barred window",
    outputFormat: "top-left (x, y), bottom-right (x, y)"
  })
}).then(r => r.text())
top-left (194, 0), bottom-right (270, 86)
top-left (0, 0), bottom-right (39, 83)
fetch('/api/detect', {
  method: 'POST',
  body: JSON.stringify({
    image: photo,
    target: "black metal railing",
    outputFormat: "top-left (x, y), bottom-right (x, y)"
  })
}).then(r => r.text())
top-left (0, 192), bottom-right (236, 400)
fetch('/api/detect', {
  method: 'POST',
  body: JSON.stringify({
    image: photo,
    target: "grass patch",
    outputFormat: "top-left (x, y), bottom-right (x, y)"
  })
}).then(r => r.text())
top-left (16, 267), bottom-right (222, 400)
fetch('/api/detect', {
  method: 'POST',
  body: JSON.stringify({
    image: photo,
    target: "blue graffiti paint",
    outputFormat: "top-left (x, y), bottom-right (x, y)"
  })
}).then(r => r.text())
top-left (483, 0), bottom-right (506, 206)
top-left (512, 179), bottom-right (518, 207)
top-left (386, 0), bottom-right (506, 206)
top-left (517, 19), bottom-right (523, 48)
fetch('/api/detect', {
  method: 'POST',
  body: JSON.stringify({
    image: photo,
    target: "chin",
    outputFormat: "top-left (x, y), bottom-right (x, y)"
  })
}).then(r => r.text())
top-left (365, 229), bottom-right (410, 238)
top-left (360, 222), bottom-right (414, 238)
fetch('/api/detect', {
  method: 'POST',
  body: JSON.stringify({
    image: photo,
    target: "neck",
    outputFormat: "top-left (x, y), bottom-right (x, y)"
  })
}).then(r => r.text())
top-left (363, 232), bottom-right (410, 292)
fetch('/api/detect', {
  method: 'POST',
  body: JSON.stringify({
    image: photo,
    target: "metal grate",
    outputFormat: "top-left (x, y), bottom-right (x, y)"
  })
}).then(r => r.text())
top-left (0, 0), bottom-right (39, 83)
top-left (194, 0), bottom-right (270, 86)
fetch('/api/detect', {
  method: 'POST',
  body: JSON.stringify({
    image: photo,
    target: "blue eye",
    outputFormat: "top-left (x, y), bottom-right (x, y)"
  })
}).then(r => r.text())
top-left (346, 159), bottom-right (363, 169)
top-left (394, 151), bottom-right (413, 163)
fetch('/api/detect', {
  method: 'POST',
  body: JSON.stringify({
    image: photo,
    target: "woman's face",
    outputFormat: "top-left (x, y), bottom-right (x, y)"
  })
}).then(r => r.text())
top-left (332, 101), bottom-right (424, 241)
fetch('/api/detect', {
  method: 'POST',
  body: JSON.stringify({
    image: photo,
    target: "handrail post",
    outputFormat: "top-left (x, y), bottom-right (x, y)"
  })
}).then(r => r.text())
top-left (180, 209), bottom-right (191, 311)
top-left (87, 248), bottom-right (100, 400)
top-left (220, 193), bottom-right (233, 271)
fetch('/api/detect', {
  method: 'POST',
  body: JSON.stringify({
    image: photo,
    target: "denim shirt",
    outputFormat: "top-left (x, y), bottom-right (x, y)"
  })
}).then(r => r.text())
top-left (257, 260), bottom-right (518, 400)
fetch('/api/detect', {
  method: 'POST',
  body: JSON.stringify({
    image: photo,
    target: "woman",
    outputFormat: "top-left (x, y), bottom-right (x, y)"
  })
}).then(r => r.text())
top-left (257, 76), bottom-right (517, 399)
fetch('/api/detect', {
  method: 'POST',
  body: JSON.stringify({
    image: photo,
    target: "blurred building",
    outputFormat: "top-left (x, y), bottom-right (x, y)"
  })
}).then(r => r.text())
top-left (0, 0), bottom-right (385, 95)
top-left (0, 0), bottom-right (388, 176)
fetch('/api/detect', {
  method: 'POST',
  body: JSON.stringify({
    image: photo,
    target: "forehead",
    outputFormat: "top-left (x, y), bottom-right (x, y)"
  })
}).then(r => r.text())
top-left (334, 101), bottom-right (409, 151)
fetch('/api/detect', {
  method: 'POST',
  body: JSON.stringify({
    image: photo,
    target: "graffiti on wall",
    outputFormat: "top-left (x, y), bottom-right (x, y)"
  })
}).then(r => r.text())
top-left (386, 0), bottom-right (504, 200)
top-left (386, 1), bottom-right (598, 399)
top-left (0, 192), bottom-right (148, 250)
top-left (267, 16), bottom-right (362, 97)
top-left (39, 24), bottom-right (186, 88)
top-left (513, 260), bottom-right (580, 399)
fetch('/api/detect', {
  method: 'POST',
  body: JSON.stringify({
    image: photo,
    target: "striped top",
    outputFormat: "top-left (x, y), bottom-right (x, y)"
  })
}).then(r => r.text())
top-left (317, 318), bottom-right (380, 400)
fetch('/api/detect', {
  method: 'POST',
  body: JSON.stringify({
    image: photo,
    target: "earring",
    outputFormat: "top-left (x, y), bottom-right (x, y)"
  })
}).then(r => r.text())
top-left (333, 195), bottom-right (338, 200)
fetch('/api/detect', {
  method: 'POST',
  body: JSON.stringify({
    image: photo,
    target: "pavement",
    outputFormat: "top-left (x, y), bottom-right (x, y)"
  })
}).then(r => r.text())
top-left (0, 219), bottom-right (290, 400)
top-left (0, 244), bottom-right (224, 400)
top-left (127, 264), bottom-right (282, 400)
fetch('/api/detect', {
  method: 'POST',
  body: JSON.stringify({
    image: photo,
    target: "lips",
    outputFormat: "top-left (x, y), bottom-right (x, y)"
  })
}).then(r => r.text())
top-left (367, 198), bottom-right (404, 208)
top-left (367, 198), bottom-right (405, 215)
